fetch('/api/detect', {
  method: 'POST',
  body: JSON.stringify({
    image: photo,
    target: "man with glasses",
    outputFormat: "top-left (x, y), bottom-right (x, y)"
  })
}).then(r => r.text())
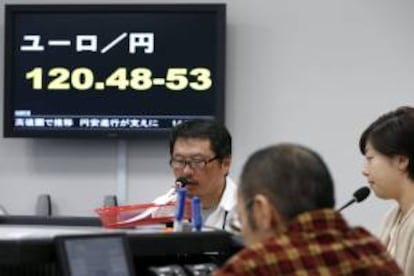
top-left (214, 143), bottom-right (402, 275)
top-left (167, 119), bottom-right (237, 231)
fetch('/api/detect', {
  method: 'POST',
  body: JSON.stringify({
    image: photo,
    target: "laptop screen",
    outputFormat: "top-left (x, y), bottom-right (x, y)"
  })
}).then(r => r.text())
top-left (55, 233), bottom-right (135, 276)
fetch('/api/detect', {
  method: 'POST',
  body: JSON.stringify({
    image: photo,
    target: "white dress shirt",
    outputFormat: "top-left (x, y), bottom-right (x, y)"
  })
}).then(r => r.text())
top-left (203, 177), bottom-right (237, 232)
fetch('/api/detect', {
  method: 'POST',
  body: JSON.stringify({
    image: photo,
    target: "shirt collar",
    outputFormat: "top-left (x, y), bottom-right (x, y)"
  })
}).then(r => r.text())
top-left (217, 176), bottom-right (237, 212)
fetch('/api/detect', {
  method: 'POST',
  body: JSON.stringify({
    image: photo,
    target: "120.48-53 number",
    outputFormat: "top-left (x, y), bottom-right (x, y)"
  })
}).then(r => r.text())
top-left (25, 67), bottom-right (213, 92)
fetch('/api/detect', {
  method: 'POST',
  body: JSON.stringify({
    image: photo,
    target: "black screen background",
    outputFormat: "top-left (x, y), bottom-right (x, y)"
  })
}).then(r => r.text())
top-left (4, 5), bottom-right (225, 137)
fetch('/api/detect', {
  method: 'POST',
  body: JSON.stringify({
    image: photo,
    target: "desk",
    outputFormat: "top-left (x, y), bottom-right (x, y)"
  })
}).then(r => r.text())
top-left (0, 216), bottom-right (240, 275)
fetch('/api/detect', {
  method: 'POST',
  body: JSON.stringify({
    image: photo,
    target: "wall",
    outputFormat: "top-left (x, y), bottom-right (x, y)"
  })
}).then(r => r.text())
top-left (1, 0), bottom-right (413, 234)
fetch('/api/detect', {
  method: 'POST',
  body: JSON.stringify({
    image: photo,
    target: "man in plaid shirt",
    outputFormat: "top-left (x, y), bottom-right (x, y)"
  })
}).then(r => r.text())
top-left (214, 143), bottom-right (401, 275)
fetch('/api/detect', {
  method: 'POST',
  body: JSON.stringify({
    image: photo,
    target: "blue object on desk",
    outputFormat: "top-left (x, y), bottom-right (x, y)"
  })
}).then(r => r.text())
top-left (174, 188), bottom-right (187, 231)
top-left (191, 197), bottom-right (202, 231)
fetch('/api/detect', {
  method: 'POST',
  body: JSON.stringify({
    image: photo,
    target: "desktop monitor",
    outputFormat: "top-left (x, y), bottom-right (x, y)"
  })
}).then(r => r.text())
top-left (55, 233), bottom-right (135, 276)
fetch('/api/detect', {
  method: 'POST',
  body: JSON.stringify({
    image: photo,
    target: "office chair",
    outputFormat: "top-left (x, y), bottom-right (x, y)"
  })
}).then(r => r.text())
top-left (103, 195), bottom-right (118, 207)
top-left (35, 194), bottom-right (52, 216)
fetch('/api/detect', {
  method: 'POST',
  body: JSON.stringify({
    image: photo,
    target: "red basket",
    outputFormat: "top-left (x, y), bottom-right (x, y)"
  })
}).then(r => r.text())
top-left (95, 201), bottom-right (191, 228)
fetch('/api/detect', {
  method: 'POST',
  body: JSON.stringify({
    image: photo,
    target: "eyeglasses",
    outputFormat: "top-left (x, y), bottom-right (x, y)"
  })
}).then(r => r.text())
top-left (169, 156), bottom-right (218, 170)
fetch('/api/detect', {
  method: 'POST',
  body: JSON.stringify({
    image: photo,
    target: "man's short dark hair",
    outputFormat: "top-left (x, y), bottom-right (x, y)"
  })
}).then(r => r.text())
top-left (239, 143), bottom-right (335, 222)
top-left (169, 119), bottom-right (232, 160)
top-left (359, 106), bottom-right (414, 180)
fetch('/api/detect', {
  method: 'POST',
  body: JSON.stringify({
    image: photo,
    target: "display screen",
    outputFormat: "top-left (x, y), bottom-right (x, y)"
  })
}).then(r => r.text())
top-left (4, 4), bottom-right (225, 138)
top-left (55, 234), bottom-right (135, 276)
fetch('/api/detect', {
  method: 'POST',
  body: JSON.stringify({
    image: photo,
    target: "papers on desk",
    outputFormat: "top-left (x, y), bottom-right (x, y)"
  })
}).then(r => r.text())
top-left (95, 187), bottom-right (192, 228)
top-left (118, 188), bottom-right (177, 225)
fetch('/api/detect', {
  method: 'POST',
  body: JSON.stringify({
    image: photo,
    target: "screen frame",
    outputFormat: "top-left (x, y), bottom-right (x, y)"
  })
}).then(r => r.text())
top-left (54, 233), bottom-right (136, 276)
top-left (3, 4), bottom-right (226, 139)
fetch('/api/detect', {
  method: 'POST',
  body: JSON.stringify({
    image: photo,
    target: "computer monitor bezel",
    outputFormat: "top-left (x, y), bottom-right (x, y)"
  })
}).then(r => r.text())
top-left (54, 233), bottom-right (135, 276)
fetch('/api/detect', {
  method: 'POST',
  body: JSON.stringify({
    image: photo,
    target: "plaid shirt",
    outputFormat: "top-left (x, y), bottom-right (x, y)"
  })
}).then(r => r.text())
top-left (214, 209), bottom-right (402, 275)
